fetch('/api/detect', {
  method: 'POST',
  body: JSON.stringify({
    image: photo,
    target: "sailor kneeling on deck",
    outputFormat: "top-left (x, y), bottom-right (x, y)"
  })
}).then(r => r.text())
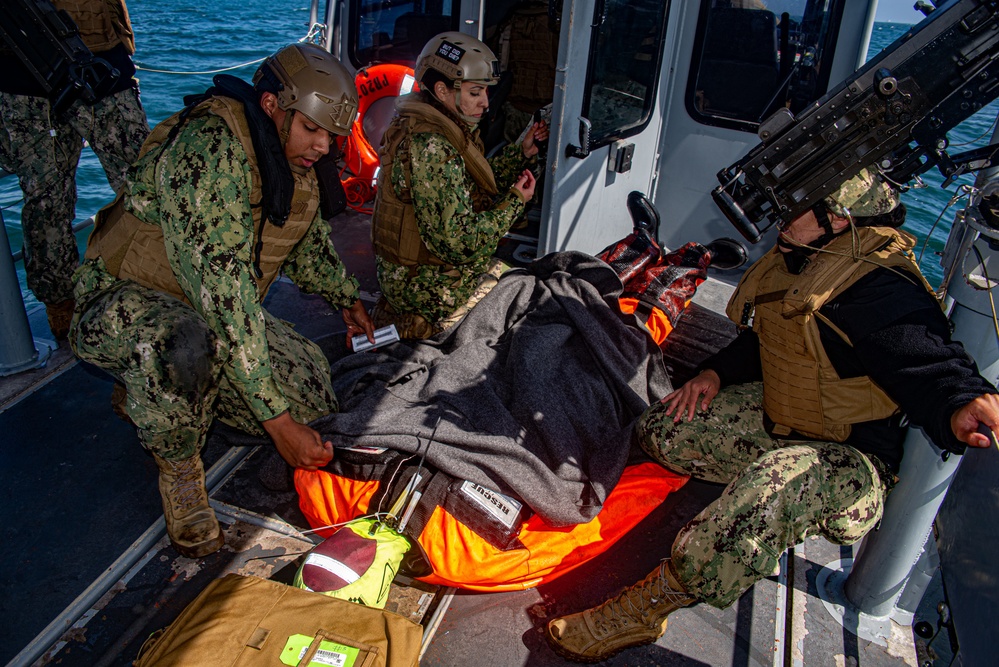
top-left (546, 169), bottom-right (999, 663)
top-left (68, 44), bottom-right (374, 558)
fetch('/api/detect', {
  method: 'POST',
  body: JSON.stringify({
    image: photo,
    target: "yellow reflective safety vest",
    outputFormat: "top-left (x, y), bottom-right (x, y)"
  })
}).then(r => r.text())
top-left (726, 227), bottom-right (935, 442)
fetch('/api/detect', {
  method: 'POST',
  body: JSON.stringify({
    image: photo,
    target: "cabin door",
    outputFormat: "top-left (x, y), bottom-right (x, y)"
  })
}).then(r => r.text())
top-left (540, 0), bottom-right (673, 256)
top-left (649, 0), bottom-right (869, 261)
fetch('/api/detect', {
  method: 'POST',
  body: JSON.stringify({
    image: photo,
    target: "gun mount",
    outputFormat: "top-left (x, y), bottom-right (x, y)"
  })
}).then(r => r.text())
top-left (712, 0), bottom-right (999, 243)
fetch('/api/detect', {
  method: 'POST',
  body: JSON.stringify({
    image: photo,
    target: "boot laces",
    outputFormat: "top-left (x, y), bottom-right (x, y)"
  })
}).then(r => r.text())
top-left (592, 561), bottom-right (688, 631)
top-left (164, 459), bottom-right (208, 513)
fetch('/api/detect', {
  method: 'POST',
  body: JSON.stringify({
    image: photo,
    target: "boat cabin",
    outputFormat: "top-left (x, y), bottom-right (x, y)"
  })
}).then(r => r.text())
top-left (1, 1), bottom-right (997, 666)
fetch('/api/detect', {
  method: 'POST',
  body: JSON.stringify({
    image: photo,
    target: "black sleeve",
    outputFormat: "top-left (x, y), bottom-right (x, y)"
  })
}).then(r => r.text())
top-left (822, 269), bottom-right (998, 453)
top-left (698, 328), bottom-right (763, 388)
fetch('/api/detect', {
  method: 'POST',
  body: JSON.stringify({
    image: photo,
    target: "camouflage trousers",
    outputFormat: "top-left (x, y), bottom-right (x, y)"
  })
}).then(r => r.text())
top-left (71, 270), bottom-right (336, 461)
top-left (374, 257), bottom-right (508, 339)
top-left (435, 257), bottom-right (507, 333)
top-left (0, 87), bottom-right (148, 304)
top-left (636, 382), bottom-right (885, 608)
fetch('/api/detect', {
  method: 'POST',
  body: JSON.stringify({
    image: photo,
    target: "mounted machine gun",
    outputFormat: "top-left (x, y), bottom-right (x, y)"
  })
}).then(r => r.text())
top-left (710, 0), bottom-right (999, 643)
top-left (712, 0), bottom-right (999, 242)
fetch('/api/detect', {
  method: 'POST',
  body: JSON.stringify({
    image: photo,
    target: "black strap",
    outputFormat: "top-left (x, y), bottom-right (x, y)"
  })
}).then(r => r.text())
top-left (189, 74), bottom-right (294, 230)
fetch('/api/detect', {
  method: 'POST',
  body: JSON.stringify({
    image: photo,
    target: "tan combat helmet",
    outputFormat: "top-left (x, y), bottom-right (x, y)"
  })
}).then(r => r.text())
top-left (824, 168), bottom-right (901, 218)
top-left (415, 31), bottom-right (501, 88)
top-left (254, 43), bottom-right (358, 136)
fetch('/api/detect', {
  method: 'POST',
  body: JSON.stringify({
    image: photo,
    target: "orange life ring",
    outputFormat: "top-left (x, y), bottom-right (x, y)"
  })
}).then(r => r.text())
top-left (339, 64), bottom-right (419, 212)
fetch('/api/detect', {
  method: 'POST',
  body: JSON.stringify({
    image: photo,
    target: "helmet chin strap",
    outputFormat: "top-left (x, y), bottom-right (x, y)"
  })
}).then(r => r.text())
top-left (278, 109), bottom-right (308, 175)
top-left (451, 86), bottom-right (481, 127)
top-left (777, 205), bottom-right (847, 274)
top-left (279, 108), bottom-right (294, 145)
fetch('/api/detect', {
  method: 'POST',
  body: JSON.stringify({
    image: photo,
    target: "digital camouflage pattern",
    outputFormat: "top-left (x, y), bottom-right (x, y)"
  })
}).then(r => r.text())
top-left (376, 133), bottom-right (528, 327)
top-left (636, 382), bottom-right (884, 608)
top-left (371, 257), bottom-right (507, 339)
top-left (71, 113), bottom-right (359, 458)
top-left (435, 256), bottom-right (507, 333)
top-left (824, 167), bottom-right (900, 218)
top-left (72, 264), bottom-right (335, 460)
top-left (0, 87), bottom-right (148, 304)
top-left (118, 115), bottom-right (358, 423)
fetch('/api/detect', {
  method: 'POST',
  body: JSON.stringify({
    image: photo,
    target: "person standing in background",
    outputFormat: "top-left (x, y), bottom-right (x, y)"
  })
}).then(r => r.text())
top-left (0, 0), bottom-right (149, 340)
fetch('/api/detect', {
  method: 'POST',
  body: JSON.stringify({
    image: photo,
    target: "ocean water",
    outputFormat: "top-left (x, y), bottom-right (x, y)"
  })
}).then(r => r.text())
top-left (1, 0), bottom-right (315, 309)
top-left (2, 10), bottom-right (995, 308)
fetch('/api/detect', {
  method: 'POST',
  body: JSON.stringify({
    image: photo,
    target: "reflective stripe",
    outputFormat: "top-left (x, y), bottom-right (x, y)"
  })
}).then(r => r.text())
top-left (304, 553), bottom-right (361, 584)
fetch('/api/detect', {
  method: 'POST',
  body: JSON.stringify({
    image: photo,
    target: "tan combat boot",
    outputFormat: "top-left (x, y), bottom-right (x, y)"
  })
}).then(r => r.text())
top-left (546, 559), bottom-right (696, 663)
top-left (153, 454), bottom-right (225, 558)
top-left (45, 299), bottom-right (75, 341)
top-left (110, 383), bottom-right (134, 426)
top-left (369, 296), bottom-right (435, 340)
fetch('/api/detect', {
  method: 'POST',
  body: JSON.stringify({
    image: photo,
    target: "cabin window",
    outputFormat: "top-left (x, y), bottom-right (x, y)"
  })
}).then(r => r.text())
top-left (580, 0), bottom-right (670, 145)
top-left (687, 0), bottom-right (844, 132)
top-left (348, 0), bottom-right (459, 69)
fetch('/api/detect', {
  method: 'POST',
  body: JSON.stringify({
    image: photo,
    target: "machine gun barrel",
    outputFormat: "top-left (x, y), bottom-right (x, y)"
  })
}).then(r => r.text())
top-left (713, 0), bottom-right (999, 242)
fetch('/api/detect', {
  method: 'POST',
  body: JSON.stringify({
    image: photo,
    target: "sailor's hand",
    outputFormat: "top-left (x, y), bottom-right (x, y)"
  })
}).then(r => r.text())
top-left (512, 169), bottom-right (537, 202)
top-left (342, 299), bottom-right (375, 350)
top-left (661, 369), bottom-right (721, 422)
top-left (951, 393), bottom-right (999, 449)
top-left (263, 411), bottom-right (333, 469)
top-left (522, 121), bottom-right (549, 158)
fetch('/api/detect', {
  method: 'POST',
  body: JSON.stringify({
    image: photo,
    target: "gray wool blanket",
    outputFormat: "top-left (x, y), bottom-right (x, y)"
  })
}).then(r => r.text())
top-left (311, 251), bottom-right (672, 527)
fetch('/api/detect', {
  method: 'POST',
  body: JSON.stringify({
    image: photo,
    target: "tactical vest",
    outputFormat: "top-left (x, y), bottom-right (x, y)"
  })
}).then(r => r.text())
top-left (85, 97), bottom-right (319, 305)
top-left (726, 227), bottom-right (935, 442)
top-left (55, 0), bottom-right (135, 54)
top-left (371, 95), bottom-right (499, 269)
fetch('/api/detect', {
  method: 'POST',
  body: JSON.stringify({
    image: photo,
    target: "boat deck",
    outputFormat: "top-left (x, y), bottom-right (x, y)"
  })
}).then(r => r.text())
top-left (0, 211), bottom-right (952, 666)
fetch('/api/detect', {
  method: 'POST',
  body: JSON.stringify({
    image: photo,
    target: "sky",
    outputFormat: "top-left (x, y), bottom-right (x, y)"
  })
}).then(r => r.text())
top-left (874, 0), bottom-right (925, 24)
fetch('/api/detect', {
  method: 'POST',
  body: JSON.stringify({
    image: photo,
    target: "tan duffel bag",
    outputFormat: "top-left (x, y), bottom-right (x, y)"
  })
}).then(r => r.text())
top-left (134, 574), bottom-right (422, 667)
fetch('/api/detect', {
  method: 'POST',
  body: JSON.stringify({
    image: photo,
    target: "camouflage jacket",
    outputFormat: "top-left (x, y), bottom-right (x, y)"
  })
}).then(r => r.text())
top-left (79, 114), bottom-right (359, 422)
top-left (376, 133), bottom-right (528, 324)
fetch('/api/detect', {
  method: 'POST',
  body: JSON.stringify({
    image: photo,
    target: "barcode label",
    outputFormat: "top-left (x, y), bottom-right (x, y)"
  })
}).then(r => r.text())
top-left (297, 646), bottom-right (348, 667)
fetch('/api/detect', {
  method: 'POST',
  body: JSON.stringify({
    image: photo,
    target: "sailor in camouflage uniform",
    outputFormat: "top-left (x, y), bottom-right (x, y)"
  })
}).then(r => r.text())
top-left (546, 169), bottom-right (999, 663)
top-left (68, 44), bottom-right (374, 558)
top-left (0, 0), bottom-right (149, 339)
top-left (370, 31), bottom-right (548, 339)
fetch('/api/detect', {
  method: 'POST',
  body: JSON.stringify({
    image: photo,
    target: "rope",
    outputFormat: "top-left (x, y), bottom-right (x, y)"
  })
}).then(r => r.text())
top-left (135, 58), bottom-right (267, 76)
top-left (970, 242), bottom-right (999, 346)
top-left (339, 162), bottom-right (376, 214)
top-left (916, 185), bottom-right (973, 266)
top-left (299, 512), bottom-right (394, 536)
top-left (132, 29), bottom-right (327, 77)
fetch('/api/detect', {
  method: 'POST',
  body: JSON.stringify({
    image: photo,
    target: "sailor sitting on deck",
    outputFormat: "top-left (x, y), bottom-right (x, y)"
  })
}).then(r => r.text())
top-left (68, 43), bottom-right (374, 558)
top-left (546, 169), bottom-right (999, 663)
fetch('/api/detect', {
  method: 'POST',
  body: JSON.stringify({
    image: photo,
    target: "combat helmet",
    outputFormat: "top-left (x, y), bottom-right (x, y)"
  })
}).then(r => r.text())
top-left (254, 43), bottom-right (358, 136)
top-left (824, 168), bottom-right (900, 218)
top-left (415, 31), bottom-right (501, 88)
